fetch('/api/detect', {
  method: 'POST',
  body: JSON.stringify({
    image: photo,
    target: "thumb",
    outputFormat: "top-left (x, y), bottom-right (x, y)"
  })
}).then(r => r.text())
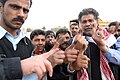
top-left (52, 37), bottom-right (64, 49)
top-left (66, 34), bottom-right (80, 50)
top-left (74, 34), bottom-right (81, 41)
top-left (65, 41), bottom-right (76, 50)
top-left (42, 48), bottom-right (59, 59)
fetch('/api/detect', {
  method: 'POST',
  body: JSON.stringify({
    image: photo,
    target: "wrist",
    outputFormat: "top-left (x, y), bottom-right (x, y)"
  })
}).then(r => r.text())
top-left (99, 45), bottom-right (108, 52)
top-left (67, 63), bottom-right (75, 73)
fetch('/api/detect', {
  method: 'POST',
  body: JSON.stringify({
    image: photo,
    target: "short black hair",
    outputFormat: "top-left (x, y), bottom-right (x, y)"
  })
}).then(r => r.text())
top-left (108, 21), bottom-right (120, 27)
top-left (30, 29), bottom-right (45, 40)
top-left (56, 29), bottom-right (71, 38)
top-left (0, 0), bottom-right (32, 7)
top-left (78, 8), bottom-right (99, 21)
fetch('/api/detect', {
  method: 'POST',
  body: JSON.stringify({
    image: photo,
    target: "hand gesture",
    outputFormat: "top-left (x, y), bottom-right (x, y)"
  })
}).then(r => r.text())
top-left (21, 48), bottom-right (59, 80)
top-left (67, 34), bottom-right (90, 71)
top-left (92, 30), bottom-right (108, 52)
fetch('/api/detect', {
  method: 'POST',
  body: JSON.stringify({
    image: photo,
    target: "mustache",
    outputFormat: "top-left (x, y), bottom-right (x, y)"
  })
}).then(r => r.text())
top-left (62, 41), bottom-right (69, 45)
top-left (84, 26), bottom-right (93, 30)
top-left (12, 17), bottom-right (24, 24)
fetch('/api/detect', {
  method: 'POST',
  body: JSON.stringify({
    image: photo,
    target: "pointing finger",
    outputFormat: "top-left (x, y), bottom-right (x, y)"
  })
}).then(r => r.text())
top-left (42, 48), bottom-right (59, 59)
top-left (44, 59), bottom-right (53, 77)
top-left (52, 37), bottom-right (64, 49)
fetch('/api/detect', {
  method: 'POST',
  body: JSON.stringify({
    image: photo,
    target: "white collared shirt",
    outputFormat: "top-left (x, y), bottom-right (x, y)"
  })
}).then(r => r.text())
top-left (0, 26), bottom-right (25, 50)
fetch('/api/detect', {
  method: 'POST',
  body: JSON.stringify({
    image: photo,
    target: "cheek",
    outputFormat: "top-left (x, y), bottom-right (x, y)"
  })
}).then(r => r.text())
top-left (81, 26), bottom-right (85, 31)
top-left (3, 11), bottom-right (15, 22)
top-left (25, 14), bottom-right (28, 20)
top-left (43, 42), bottom-right (45, 46)
top-left (32, 41), bottom-right (37, 45)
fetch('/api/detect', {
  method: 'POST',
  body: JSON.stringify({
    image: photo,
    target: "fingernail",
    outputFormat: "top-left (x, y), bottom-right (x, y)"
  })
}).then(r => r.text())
top-left (50, 74), bottom-right (52, 77)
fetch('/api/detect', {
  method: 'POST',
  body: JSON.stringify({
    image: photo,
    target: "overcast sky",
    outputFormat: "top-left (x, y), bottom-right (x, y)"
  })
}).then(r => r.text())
top-left (23, 0), bottom-right (120, 30)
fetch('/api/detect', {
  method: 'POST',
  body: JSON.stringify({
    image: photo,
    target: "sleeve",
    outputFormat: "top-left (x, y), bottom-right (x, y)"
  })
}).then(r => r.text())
top-left (103, 48), bottom-right (120, 65)
top-left (0, 58), bottom-right (5, 80)
top-left (67, 63), bottom-right (75, 73)
top-left (62, 63), bottom-right (76, 75)
top-left (3, 57), bottom-right (23, 79)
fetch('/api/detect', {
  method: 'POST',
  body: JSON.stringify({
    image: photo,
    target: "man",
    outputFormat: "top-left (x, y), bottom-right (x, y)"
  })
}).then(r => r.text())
top-left (45, 30), bottom-right (56, 41)
top-left (56, 29), bottom-right (71, 51)
top-left (0, 0), bottom-right (63, 80)
top-left (47, 29), bottom-right (72, 80)
top-left (67, 8), bottom-right (120, 80)
top-left (107, 21), bottom-right (120, 39)
top-left (23, 29), bottom-right (66, 80)
top-left (30, 29), bottom-right (46, 54)
top-left (0, 0), bottom-right (34, 59)
top-left (69, 19), bottom-right (80, 37)
top-left (45, 30), bottom-right (56, 52)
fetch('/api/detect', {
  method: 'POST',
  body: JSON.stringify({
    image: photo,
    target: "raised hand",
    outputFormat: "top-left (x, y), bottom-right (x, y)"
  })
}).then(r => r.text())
top-left (21, 48), bottom-right (59, 80)
top-left (92, 30), bottom-right (108, 52)
top-left (74, 34), bottom-right (88, 51)
top-left (70, 50), bottom-right (90, 70)
top-left (67, 34), bottom-right (90, 70)
top-left (52, 37), bottom-right (64, 49)
top-left (64, 39), bottom-right (79, 63)
top-left (48, 50), bottom-right (65, 67)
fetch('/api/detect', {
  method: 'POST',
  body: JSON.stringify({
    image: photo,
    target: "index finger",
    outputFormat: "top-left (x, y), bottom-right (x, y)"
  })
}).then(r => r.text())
top-left (66, 34), bottom-right (81, 50)
top-left (65, 42), bottom-right (75, 50)
top-left (42, 48), bottom-right (59, 59)
top-left (52, 37), bottom-right (64, 49)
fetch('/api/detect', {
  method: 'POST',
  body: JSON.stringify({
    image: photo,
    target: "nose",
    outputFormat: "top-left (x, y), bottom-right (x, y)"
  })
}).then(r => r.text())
top-left (49, 37), bottom-right (53, 40)
top-left (85, 21), bottom-right (91, 26)
top-left (73, 28), bottom-right (77, 31)
top-left (64, 38), bottom-right (69, 42)
top-left (17, 9), bottom-right (25, 18)
top-left (38, 40), bottom-right (43, 45)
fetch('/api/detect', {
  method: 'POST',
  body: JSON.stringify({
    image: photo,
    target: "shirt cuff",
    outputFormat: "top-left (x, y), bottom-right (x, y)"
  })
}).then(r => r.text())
top-left (67, 63), bottom-right (75, 73)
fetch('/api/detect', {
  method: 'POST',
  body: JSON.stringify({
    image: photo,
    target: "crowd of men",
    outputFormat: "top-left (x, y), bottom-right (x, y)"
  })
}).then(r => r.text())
top-left (0, 0), bottom-right (120, 80)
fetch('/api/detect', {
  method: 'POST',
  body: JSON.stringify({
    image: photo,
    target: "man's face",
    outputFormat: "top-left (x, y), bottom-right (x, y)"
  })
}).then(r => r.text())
top-left (0, 0), bottom-right (30, 30)
top-left (56, 33), bottom-right (70, 50)
top-left (80, 14), bottom-right (98, 36)
top-left (107, 26), bottom-right (116, 34)
top-left (46, 34), bottom-right (55, 41)
top-left (70, 25), bottom-right (79, 37)
top-left (31, 35), bottom-right (46, 52)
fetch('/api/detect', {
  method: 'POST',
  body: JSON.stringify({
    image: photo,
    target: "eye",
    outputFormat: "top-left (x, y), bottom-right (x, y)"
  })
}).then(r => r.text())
top-left (41, 39), bottom-right (45, 42)
top-left (88, 19), bottom-right (94, 22)
top-left (51, 36), bottom-right (54, 38)
top-left (66, 37), bottom-right (70, 40)
top-left (82, 20), bottom-right (87, 24)
top-left (23, 9), bottom-right (29, 14)
top-left (75, 28), bottom-right (78, 29)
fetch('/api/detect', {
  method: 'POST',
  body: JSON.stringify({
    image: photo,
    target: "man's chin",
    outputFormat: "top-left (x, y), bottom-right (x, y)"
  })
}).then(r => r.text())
top-left (84, 32), bottom-right (92, 36)
top-left (59, 46), bottom-right (67, 50)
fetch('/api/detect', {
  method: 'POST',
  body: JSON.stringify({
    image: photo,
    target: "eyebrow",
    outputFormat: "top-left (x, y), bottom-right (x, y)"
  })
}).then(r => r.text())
top-left (9, 3), bottom-right (29, 12)
top-left (9, 3), bottom-right (22, 8)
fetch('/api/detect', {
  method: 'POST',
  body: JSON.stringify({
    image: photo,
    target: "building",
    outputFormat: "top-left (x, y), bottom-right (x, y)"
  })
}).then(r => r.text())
top-left (98, 18), bottom-right (110, 28)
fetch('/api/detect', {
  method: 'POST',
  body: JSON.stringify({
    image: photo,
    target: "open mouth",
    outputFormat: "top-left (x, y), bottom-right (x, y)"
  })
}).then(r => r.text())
top-left (84, 26), bottom-right (93, 31)
top-left (85, 28), bottom-right (92, 31)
